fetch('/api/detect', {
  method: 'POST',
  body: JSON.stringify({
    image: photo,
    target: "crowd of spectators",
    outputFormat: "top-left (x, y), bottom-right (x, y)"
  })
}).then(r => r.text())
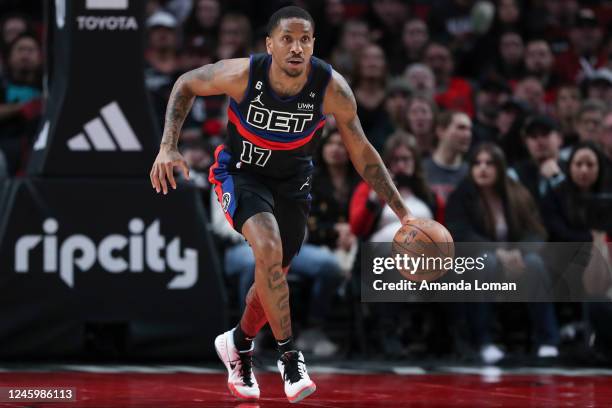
top-left (1, 0), bottom-right (611, 363)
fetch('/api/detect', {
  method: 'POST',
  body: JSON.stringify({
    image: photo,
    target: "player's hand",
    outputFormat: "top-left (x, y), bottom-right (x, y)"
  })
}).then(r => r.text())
top-left (150, 145), bottom-right (190, 195)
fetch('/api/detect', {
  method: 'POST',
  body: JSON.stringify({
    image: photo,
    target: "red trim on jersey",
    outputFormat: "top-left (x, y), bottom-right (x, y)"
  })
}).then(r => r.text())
top-left (227, 107), bottom-right (325, 150)
top-left (208, 144), bottom-right (234, 228)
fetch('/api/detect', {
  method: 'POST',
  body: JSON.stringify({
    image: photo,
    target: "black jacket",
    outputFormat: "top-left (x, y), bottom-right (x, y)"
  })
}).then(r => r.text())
top-left (445, 178), bottom-right (545, 243)
top-left (540, 180), bottom-right (594, 242)
top-left (307, 167), bottom-right (360, 248)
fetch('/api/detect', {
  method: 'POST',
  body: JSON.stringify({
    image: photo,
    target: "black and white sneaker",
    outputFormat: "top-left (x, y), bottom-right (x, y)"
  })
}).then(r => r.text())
top-left (277, 351), bottom-right (316, 403)
top-left (214, 329), bottom-right (260, 400)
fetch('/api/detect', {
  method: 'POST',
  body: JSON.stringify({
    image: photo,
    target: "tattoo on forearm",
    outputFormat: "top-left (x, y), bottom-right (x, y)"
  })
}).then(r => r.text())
top-left (390, 198), bottom-right (404, 214)
top-left (363, 163), bottom-right (405, 215)
top-left (161, 85), bottom-right (194, 147)
top-left (363, 163), bottom-right (394, 201)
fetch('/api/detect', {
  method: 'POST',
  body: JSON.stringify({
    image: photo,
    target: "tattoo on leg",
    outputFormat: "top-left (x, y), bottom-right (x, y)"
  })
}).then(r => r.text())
top-left (243, 213), bottom-right (292, 340)
top-left (267, 263), bottom-right (284, 291)
top-left (277, 292), bottom-right (289, 310)
top-left (280, 313), bottom-right (292, 338)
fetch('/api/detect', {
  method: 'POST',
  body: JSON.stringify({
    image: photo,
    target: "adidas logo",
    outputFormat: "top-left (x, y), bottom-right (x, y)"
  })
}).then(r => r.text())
top-left (67, 101), bottom-right (142, 151)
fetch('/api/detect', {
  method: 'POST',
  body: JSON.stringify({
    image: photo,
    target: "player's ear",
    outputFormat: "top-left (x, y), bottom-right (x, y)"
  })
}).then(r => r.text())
top-left (265, 36), bottom-right (272, 55)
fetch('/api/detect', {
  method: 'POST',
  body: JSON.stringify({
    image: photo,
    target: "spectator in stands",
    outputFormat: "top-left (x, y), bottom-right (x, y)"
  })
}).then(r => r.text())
top-left (446, 143), bottom-right (560, 363)
top-left (366, 0), bottom-right (408, 56)
top-left (493, 0), bottom-right (524, 32)
top-left (524, 39), bottom-right (560, 106)
top-left (540, 142), bottom-right (610, 301)
top-left (582, 68), bottom-right (612, 107)
top-left (385, 78), bottom-right (411, 129)
top-left (560, 100), bottom-right (606, 162)
top-left (403, 63), bottom-right (436, 101)
top-left (183, 0), bottom-right (221, 50)
top-left (0, 13), bottom-right (30, 72)
top-left (145, 11), bottom-right (180, 129)
top-left (472, 78), bottom-right (511, 148)
top-left (329, 20), bottom-right (370, 83)
top-left (405, 94), bottom-right (437, 157)
top-left (529, 0), bottom-right (578, 53)
top-left (556, 9), bottom-right (606, 84)
top-left (353, 43), bottom-right (388, 136)
top-left (427, 0), bottom-right (489, 77)
top-left (423, 111), bottom-right (471, 203)
top-left (496, 98), bottom-right (529, 166)
top-left (476, 2), bottom-right (527, 80)
top-left (389, 18), bottom-right (429, 75)
top-left (486, 30), bottom-right (526, 82)
top-left (402, 18), bottom-right (429, 61)
top-left (542, 141), bottom-right (612, 357)
top-left (0, 32), bottom-right (42, 174)
top-left (514, 76), bottom-right (547, 115)
top-left (541, 141), bottom-right (609, 242)
top-left (554, 84), bottom-right (581, 144)
top-left (368, 78), bottom-right (412, 153)
top-left (216, 13), bottom-right (251, 60)
top-left (509, 115), bottom-right (565, 204)
top-left (309, 127), bottom-right (360, 259)
top-left (315, 0), bottom-right (346, 60)
top-left (424, 42), bottom-right (474, 117)
top-left (307, 126), bottom-right (360, 313)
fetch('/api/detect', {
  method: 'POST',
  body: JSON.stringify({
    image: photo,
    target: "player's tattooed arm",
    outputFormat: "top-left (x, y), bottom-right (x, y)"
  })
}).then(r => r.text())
top-left (160, 85), bottom-right (194, 149)
top-left (160, 59), bottom-right (247, 149)
top-left (325, 71), bottom-right (413, 222)
top-left (151, 59), bottom-right (247, 194)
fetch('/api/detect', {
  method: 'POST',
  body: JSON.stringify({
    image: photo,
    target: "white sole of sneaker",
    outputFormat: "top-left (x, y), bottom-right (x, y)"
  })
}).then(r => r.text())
top-left (214, 334), bottom-right (259, 401)
top-left (288, 382), bottom-right (317, 404)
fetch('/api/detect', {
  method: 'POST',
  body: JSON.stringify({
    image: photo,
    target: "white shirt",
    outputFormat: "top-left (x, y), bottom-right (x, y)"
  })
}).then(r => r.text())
top-left (369, 190), bottom-right (433, 242)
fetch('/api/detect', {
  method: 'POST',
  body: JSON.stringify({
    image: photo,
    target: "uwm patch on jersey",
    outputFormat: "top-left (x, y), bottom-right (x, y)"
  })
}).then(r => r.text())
top-left (224, 53), bottom-right (332, 177)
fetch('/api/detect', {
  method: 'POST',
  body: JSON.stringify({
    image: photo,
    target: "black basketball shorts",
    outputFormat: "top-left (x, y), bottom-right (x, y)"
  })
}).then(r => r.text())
top-left (209, 145), bottom-right (312, 267)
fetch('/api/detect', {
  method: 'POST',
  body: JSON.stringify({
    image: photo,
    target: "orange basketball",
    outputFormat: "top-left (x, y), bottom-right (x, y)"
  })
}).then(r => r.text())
top-left (392, 218), bottom-right (455, 282)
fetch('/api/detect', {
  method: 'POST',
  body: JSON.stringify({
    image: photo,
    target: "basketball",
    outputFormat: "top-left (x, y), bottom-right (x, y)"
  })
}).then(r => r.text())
top-left (392, 218), bottom-right (455, 282)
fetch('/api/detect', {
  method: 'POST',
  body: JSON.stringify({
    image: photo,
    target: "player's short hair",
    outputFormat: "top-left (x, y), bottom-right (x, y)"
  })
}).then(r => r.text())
top-left (266, 6), bottom-right (315, 36)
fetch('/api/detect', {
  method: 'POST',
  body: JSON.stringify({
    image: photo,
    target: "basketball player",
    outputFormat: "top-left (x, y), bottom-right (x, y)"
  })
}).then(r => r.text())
top-left (150, 6), bottom-right (414, 403)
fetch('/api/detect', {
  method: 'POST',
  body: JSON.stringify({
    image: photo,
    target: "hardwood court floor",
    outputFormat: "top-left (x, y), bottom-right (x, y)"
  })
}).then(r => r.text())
top-left (0, 365), bottom-right (611, 407)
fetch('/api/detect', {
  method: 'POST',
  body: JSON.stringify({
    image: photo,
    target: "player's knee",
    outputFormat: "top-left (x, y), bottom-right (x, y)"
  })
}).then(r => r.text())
top-left (252, 237), bottom-right (283, 263)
